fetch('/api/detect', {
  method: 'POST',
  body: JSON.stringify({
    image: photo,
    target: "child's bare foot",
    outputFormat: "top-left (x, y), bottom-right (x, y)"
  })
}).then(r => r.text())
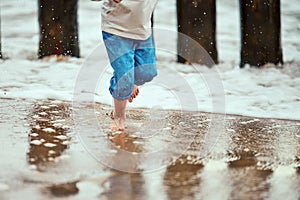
top-left (128, 85), bottom-right (139, 103)
top-left (110, 117), bottom-right (125, 131)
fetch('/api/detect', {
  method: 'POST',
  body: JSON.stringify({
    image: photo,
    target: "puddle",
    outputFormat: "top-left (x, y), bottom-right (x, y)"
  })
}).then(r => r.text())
top-left (0, 98), bottom-right (300, 199)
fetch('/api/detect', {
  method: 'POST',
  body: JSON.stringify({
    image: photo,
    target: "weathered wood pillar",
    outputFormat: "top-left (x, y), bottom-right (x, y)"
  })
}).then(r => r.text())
top-left (38, 0), bottom-right (79, 58)
top-left (177, 0), bottom-right (218, 65)
top-left (240, 0), bottom-right (283, 67)
top-left (151, 13), bottom-right (154, 28)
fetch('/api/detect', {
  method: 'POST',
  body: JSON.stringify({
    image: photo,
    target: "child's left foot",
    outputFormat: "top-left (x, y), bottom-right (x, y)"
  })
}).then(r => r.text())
top-left (110, 117), bottom-right (125, 131)
top-left (110, 124), bottom-right (124, 132)
top-left (128, 85), bottom-right (139, 103)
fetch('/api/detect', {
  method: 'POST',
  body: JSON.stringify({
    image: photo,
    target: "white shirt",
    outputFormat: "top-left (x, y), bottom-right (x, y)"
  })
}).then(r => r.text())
top-left (101, 0), bottom-right (158, 40)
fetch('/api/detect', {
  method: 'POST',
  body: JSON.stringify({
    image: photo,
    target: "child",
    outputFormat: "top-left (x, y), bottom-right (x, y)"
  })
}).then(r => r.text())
top-left (101, 0), bottom-right (158, 131)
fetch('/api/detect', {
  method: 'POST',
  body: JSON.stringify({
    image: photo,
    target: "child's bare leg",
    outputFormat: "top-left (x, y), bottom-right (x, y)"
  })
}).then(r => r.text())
top-left (128, 85), bottom-right (139, 103)
top-left (111, 98), bottom-right (127, 131)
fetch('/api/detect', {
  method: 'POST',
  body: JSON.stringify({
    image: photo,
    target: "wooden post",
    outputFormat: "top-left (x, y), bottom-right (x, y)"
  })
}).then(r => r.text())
top-left (177, 0), bottom-right (218, 65)
top-left (240, 0), bottom-right (283, 67)
top-left (151, 13), bottom-right (154, 28)
top-left (38, 0), bottom-right (79, 58)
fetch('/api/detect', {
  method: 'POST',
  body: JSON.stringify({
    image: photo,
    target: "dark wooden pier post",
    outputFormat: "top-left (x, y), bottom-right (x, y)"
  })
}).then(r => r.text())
top-left (177, 0), bottom-right (218, 65)
top-left (38, 0), bottom-right (79, 58)
top-left (240, 0), bottom-right (283, 67)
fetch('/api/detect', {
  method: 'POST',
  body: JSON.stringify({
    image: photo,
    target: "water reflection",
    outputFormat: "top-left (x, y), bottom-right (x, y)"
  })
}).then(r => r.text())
top-left (101, 172), bottom-right (145, 200)
top-left (100, 131), bottom-right (146, 199)
top-left (27, 101), bottom-right (71, 170)
top-left (226, 117), bottom-right (278, 199)
top-left (108, 132), bottom-right (143, 153)
top-left (163, 155), bottom-right (203, 200)
top-left (47, 181), bottom-right (79, 197)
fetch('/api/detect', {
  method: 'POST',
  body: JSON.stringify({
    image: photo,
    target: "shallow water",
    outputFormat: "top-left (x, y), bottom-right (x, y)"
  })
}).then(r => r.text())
top-left (0, 98), bottom-right (300, 200)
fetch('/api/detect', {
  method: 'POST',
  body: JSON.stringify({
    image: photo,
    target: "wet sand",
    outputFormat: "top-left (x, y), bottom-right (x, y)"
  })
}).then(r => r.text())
top-left (0, 98), bottom-right (300, 199)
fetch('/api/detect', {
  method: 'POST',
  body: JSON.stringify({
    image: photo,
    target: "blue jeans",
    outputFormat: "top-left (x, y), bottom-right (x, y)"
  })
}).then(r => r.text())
top-left (102, 31), bottom-right (157, 100)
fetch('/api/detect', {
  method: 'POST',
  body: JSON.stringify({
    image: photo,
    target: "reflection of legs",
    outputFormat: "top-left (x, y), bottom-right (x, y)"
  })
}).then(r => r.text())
top-left (111, 98), bottom-right (127, 131)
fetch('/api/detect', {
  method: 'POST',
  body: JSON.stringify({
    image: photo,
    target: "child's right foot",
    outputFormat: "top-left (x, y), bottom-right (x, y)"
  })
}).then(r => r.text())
top-left (128, 85), bottom-right (139, 103)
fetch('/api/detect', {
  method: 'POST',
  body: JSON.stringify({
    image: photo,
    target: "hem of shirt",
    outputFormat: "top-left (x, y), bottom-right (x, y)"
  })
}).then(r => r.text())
top-left (101, 27), bottom-right (152, 41)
